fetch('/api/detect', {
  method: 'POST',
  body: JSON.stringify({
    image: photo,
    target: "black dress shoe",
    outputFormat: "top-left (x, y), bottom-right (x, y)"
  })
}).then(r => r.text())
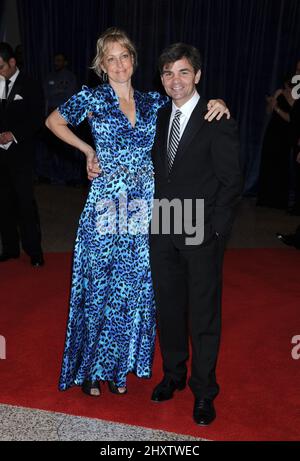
top-left (193, 398), bottom-right (216, 426)
top-left (31, 255), bottom-right (45, 267)
top-left (288, 206), bottom-right (300, 216)
top-left (151, 376), bottom-right (186, 402)
top-left (276, 233), bottom-right (300, 249)
top-left (0, 252), bottom-right (20, 262)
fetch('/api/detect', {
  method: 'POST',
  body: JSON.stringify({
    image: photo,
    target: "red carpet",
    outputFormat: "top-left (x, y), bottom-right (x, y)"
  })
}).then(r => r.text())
top-left (0, 249), bottom-right (300, 441)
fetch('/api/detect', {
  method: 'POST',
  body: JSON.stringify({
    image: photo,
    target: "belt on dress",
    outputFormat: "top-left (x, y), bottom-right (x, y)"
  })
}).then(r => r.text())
top-left (98, 164), bottom-right (155, 184)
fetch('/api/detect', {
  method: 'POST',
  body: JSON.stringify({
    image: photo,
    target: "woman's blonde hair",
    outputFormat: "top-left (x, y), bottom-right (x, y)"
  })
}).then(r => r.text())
top-left (91, 27), bottom-right (138, 78)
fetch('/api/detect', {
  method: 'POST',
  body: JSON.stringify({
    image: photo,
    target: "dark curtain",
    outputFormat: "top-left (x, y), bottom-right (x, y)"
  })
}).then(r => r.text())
top-left (17, 0), bottom-right (300, 192)
top-left (0, 0), bottom-right (5, 40)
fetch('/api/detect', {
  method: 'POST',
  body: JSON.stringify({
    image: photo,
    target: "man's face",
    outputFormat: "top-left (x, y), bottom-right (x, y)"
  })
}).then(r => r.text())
top-left (54, 55), bottom-right (67, 71)
top-left (0, 57), bottom-right (17, 79)
top-left (161, 57), bottom-right (201, 107)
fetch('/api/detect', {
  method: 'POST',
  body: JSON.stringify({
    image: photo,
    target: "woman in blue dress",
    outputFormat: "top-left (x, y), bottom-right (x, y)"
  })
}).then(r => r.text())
top-left (46, 28), bottom-right (229, 397)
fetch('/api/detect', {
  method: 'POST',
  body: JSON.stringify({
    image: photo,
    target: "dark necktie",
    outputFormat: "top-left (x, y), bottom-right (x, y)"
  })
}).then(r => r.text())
top-left (167, 109), bottom-right (182, 173)
top-left (5, 79), bottom-right (11, 99)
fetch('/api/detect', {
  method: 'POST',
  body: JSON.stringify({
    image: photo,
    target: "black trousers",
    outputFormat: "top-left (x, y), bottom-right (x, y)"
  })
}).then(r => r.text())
top-left (0, 150), bottom-right (42, 257)
top-left (150, 233), bottom-right (225, 400)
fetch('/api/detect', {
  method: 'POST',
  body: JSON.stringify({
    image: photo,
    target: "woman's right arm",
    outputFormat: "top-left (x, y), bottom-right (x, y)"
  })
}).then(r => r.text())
top-left (46, 110), bottom-right (94, 156)
top-left (45, 109), bottom-right (97, 175)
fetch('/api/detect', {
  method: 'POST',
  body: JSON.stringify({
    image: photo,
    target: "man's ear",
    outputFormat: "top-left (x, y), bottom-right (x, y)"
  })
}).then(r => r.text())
top-left (9, 57), bottom-right (17, 68)
top-left (195, 70), bottom-right (201, 85)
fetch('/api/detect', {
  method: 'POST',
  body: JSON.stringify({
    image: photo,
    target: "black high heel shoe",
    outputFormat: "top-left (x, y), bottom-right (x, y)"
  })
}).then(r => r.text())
top-left (81, 380), bottom-right (101, 397)
top-left (108, 381), bottom-right (127, 395)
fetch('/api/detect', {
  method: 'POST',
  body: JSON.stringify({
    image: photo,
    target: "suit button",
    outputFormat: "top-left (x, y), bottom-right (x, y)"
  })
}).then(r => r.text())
top-left (167, 179), bottom-right (171, 183)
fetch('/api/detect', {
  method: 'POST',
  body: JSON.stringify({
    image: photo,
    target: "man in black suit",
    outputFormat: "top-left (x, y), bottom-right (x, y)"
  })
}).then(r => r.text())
top-left (150, 43), bottom-right (243, 425)
top-left (290, 94), bottom-right (300, 215)
top-left (276, 90), bottom-right (300, 247)
top-left (0, 42), bottom-right (44, 266)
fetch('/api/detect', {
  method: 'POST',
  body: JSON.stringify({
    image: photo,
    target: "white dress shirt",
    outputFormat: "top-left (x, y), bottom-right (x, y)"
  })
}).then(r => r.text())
top-left (0, 68), bottom-right (20, 149)
top-left (167, 90), bottom-right (200, 145)
top-left (0, 68), bottom-right (20, 99)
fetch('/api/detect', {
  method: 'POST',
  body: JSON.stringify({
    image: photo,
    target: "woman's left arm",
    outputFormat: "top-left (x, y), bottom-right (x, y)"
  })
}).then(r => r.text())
top-left (205, 99), bottom-right (230, 121)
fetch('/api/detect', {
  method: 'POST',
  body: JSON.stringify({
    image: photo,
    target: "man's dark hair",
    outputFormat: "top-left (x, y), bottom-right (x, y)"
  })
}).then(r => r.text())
top-left (159, 43), bottom-right (202, 75)
top-left (54, 52), bottom-right (67, 60)
top-left (0, 42), bottom-right (15, 63)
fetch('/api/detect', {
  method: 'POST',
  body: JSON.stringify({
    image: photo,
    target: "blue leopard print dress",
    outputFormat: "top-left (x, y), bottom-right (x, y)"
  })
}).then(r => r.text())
top-left (58, 84), bottom-right (168, 390)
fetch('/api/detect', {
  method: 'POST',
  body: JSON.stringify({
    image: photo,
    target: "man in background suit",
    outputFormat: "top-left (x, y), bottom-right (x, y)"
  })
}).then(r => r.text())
top-left (150, 43), bottom-right (243, 425)
top-left (0, 42), bottom-right (44, 266)
top-left (277, 86), bottom-right (300, 248)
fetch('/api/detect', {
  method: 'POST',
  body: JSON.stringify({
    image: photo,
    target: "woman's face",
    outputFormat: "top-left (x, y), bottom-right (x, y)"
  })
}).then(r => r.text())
top-left (101, 41), bottom-right (134, 84)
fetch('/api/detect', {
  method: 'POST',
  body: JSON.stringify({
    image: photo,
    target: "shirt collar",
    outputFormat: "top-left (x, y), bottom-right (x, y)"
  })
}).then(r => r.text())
top-left (8, 68), bottom-right (20, 85)
top-left (171, 90), bottom-right (200, 118)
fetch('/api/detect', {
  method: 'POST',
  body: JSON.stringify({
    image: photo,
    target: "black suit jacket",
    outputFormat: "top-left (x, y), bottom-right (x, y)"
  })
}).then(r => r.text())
top-left (291, 99), bottom-right (300, 144)
top-left (0, 71), bottom-right (44, 163)
top-left (151, 98), bottom-right (243, 247)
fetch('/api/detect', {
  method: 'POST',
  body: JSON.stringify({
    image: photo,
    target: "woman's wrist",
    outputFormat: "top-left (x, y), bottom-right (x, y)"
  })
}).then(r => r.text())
top-left (80, 142), bottom-right (93, 156)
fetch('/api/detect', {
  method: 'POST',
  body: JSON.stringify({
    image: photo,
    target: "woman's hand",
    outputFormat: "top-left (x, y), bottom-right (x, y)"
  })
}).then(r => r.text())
top-left (82, 146), bottom-right (101, 180)
top-left (88, 156), bottom-right (102, 180)
top-left (205, 99), bottom-right (230, 121)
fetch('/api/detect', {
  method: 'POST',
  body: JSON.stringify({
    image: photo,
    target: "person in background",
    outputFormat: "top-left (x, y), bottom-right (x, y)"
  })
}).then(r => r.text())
top-left (288, 60), bottom-right (300, 215)
top-left (256, 75), bottom-right (295, 210)
top-left (44, 53), bottom-right (77, 114)
top-left (276, 61), bottom-right (300, 244)
top-left (40, 53), bottom-right (84, 185)
top-left (0, 42), bottom-right (44, 267)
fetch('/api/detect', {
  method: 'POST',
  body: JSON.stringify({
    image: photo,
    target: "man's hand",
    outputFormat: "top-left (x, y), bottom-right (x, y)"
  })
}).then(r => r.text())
top-left (0, 132), bottom-right (14, 144)
top-left (205, 99), bottom-right (230, 122)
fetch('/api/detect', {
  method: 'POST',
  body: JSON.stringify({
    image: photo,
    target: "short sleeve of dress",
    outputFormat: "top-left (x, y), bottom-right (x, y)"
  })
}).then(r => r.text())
top-left (57, 85), bottom-right (93, 127)
top-left (147, 92), bottom-right (170, 112)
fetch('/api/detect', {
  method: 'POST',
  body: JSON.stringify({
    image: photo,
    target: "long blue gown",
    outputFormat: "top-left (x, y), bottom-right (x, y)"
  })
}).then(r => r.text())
top-left (58, 84), bottom-right (168, 390)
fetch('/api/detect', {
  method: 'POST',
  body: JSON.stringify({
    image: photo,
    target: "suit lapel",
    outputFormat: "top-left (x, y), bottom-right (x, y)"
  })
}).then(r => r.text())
top-left (6, 73), bottom-right (23, 107)
top-left (170, 98), bottom-right (207, 172)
